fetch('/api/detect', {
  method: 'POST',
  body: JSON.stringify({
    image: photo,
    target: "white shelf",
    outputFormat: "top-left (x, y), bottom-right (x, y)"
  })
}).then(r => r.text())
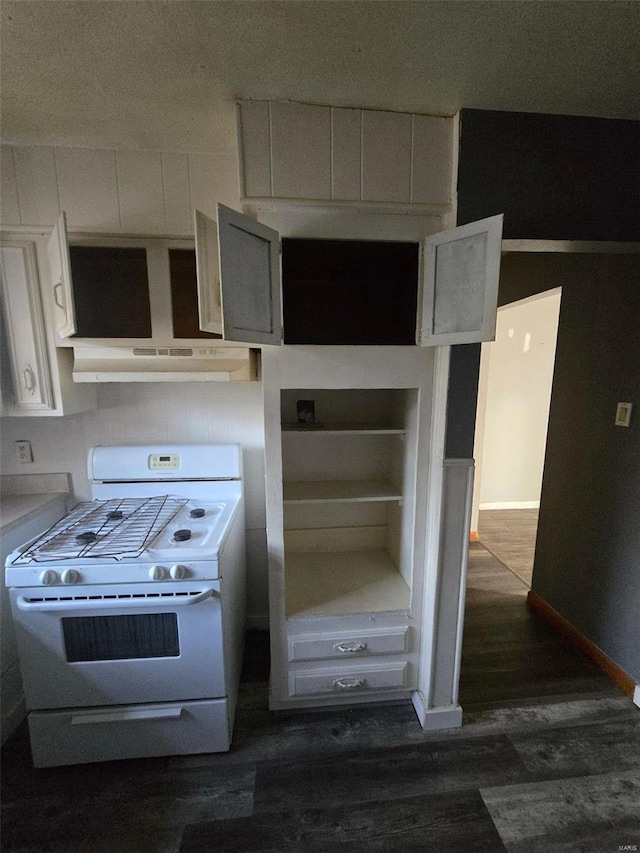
top-left (283, 480), bottom-right (403, 504)
top-left (285, 549), bottom-right (410, 618)
top-left (282, 423), bottom-right (405, 435)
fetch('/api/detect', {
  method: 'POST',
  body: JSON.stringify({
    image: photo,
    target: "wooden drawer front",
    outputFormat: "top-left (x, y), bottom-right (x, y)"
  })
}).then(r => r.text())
top-left (289, 661), bottom-right (408, 698)
top-left (288, 627), bottom-right (409, 662)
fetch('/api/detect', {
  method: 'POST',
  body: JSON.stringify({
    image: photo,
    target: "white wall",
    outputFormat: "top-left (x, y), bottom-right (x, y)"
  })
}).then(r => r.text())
top-left (1, 144), bottom-right (239, 233)
top-left (475, 288), bottom-right (561, 512)
top-left (1, 142), bottom-right (270, 626)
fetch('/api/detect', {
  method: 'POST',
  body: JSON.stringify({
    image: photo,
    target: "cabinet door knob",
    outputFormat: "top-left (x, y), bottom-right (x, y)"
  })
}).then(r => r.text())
top-left (23, 364), bottom-right (36, 394)
top-left (333, 676), bottom-right (367, 690)
top-left (334, 641), bottom-right (368, 654)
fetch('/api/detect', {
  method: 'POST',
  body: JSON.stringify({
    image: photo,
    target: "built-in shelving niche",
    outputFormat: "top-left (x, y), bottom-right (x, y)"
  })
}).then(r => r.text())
top-left (280, 388), bottom-right (419, 619)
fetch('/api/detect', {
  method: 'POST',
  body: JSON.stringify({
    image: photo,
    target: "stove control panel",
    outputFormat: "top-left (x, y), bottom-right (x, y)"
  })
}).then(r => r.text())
top-left (7, 560), bottom-right (216, 588)
top-left (148, 453), bottom-right (180, 471)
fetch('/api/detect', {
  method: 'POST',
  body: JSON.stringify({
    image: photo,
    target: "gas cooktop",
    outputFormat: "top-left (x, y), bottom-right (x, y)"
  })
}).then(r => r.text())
top-left (7, 496), bottom-right (233, 567)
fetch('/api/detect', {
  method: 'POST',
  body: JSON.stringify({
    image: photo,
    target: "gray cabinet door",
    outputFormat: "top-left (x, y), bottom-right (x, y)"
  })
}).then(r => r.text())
top-left (418, 214), bottom-right (503, 346)
top-left (217, 203), bottom-right (282, 346)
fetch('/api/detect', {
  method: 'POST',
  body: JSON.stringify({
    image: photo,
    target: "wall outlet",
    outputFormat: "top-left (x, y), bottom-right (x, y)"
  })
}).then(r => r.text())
top-left (16, 439), bottom-right (34, 463)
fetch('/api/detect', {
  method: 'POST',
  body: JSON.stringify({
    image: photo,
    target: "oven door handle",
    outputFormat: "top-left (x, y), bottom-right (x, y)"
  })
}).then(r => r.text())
top-left (15, 588), bottom-right (218, 612)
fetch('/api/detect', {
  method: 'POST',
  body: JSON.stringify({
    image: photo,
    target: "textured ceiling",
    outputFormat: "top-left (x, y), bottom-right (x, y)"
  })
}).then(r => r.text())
top-left (2, 1), bottom-right (639, 154)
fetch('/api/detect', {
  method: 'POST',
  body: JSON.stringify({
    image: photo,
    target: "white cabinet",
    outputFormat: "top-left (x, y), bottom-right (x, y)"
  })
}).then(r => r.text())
top-left (237, 100), bottom-right (456, 208)
top-left (264, 347), bottom-right (435, 711)
top-left (0, 243), bottom-right (53, 411)
top-left (42, 204), bottom-right (502, 355)
top-left (0, 239), bottom-right (96, 417)
top-left (235, 206), bottom-right (503, 348)
top-left (256, 211), bottom-right (503, 718)
top-left (48, 205), bottom-right (282, 351)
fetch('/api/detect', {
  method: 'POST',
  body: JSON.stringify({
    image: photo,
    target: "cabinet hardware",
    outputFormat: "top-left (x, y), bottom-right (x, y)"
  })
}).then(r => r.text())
top-left (53, 281), bottom-right (65, 311)
top-left (333, 641), bottom-right (368, 653)
top-left (23, 365), bottom-right (36, 394)
top-left (333, 676), bottom-right (367, 690)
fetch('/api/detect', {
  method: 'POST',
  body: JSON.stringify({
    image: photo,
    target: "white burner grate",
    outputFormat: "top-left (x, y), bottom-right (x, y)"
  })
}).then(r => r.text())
top-left (14, 497), bottom-right (188, 563)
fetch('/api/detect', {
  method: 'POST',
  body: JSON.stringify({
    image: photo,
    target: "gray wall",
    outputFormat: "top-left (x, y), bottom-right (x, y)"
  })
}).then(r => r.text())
top-left (447, 109), bottom-right (640, 459)
top-left (532, 255), bottom-right (640, 681)
top-left (453, 108), bottom-right (640, 684)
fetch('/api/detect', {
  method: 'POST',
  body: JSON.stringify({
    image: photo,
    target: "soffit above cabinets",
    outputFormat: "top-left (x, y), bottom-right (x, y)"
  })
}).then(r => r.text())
top-left (237, 100), bottom-right (457, 212)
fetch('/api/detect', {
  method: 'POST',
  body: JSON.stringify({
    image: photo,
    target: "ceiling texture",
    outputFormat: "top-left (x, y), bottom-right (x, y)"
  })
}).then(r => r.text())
top-left (1, 0), bottom-right (639, 155)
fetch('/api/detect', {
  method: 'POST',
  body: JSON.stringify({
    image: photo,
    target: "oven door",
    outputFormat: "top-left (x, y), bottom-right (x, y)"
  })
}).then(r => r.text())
top-left (10, 581), bottom-right (225, 710)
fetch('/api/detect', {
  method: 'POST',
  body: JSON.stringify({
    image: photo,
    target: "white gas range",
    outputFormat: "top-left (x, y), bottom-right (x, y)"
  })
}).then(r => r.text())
top-left (5, 444), bottom-right (246, 768)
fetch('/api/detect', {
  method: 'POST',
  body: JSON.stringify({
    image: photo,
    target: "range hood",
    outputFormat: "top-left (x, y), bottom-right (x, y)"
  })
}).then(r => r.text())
top-left (72, 346), bottom-right (258, 383)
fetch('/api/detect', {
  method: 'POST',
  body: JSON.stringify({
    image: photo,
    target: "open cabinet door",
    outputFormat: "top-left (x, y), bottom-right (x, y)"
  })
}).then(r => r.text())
top-left (194, 209), bottom-right (223, 335)
top-left (418, 214), bottom-right (503, 346)
top-left (46, 212), bottom-right (76, 339)
top-left (217, 203), bottom-right (282, 345)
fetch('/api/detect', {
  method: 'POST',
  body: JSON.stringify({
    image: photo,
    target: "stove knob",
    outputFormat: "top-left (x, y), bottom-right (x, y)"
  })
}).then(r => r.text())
top-left (149, 565), bottom-right (166, 581)
top-left (39, 569), bottom-right (58, 585)
top-left (170, 564), bottom-right (188, 580)
top-left (61, 569), bottom-right (79, 585)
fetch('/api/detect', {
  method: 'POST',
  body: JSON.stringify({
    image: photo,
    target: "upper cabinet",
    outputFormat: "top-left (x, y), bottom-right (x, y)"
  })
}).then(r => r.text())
top-left (223, 207), bottom-right (503, 348)
top-left (237, 100), bottom-right (456, 209)
top-left (47, 206), bottom-right (281, 349)
top-left (1, 243), bottom-right (53, 412)
top-left (0, 239), bottom-right (96, 417)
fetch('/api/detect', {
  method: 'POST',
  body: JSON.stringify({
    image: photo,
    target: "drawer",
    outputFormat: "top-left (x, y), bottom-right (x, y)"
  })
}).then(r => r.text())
top-left (288, 627), bottom-right (409, 662)
top-left (27, 698), bottom-right (231, 767)
top-left (289, 660), bottom-right (408, 697)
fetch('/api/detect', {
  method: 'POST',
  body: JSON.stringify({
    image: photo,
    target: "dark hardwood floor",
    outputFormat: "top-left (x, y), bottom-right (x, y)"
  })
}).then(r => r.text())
top-left (2, 540), bottom-right (638, 852)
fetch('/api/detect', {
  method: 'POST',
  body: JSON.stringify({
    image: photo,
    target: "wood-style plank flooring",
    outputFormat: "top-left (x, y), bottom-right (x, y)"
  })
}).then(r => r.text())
top-left (477, 507), bottom-right (539, 586)
top-left (2, 523), bottom-right (638, 852)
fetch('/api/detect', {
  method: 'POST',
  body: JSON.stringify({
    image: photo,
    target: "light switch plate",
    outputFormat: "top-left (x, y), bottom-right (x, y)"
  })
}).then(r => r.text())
top-left (614, 402), bottom-right (632, 427)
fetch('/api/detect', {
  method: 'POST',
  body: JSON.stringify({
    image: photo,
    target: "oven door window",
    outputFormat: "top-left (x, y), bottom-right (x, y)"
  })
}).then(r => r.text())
top-left (62, 613), bottom-right (179, 662)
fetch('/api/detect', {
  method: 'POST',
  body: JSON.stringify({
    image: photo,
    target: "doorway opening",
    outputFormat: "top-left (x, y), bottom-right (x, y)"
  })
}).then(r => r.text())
top-left (472, 284), bottom-right (562, 588)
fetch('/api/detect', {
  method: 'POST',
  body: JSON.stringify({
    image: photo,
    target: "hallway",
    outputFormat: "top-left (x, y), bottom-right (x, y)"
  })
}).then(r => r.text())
top-left (477, 508), bottom-right (538, 587)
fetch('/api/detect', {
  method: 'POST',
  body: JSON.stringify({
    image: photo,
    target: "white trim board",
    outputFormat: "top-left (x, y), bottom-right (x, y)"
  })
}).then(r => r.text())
top-left (501, 240), bottom-right (640, 254)
top-left (634, 685), bottom-right (640, 709)
top-left (479, 501), bottom-right (540, 510)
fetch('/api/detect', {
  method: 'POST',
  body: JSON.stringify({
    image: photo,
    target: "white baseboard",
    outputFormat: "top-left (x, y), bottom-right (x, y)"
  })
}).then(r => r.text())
top-left (479, 500), bottom-right (540, 510)
top-left (411, 692), bottom-right (463, 730)
top-left (634, 685), bottom-right (640, 709)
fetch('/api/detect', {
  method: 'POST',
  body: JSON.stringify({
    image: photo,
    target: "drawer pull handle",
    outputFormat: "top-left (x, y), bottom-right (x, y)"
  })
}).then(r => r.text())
top-left (334, 641), bottom-right (368, 654)
top-left (71, 707), bottom-right (183, 725)
top-left (333, 676), bottom-right (367, 690)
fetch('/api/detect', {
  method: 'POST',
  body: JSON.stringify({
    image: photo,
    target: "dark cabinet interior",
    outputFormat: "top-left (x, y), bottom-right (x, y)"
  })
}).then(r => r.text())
top-left (169, 249), bottom-right (220, 340)
top-left (68, 245), bottom-right (222, 341)
top-left (281, 239), bottom-right (419, 345)
top-left (69, 246), bottom-right (152, 338)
